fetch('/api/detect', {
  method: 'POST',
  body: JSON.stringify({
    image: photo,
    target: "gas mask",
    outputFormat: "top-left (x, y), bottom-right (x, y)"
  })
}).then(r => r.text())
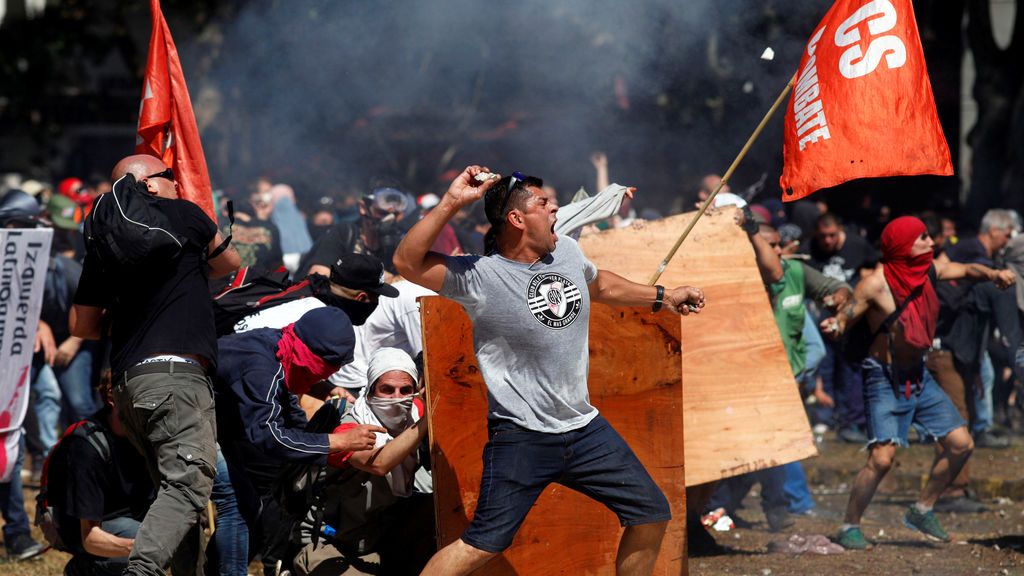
top-left (371, 214), bottom-right (405, 272)
top-left (362, 189), bottom-right (411, 272)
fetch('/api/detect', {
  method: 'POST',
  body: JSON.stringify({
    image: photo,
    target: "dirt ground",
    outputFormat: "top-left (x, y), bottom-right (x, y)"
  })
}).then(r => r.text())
top-left (692, 491), bottom-right (1024, 576)
top-left (693, 433), bottom-right (1024, 576)
top-left (4, 437), bottom-right (1024, 575)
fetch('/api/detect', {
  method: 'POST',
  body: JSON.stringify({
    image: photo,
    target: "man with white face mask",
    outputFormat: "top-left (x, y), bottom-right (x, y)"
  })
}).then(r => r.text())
top-left (292, 347), bottom-right (432, 576)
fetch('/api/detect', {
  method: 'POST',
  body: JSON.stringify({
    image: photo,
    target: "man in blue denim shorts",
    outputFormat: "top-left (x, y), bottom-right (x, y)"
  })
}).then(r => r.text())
top-left (394, 166), bottom-right (706, 575)
top-left (828, 216), bottom-right (1015, 550)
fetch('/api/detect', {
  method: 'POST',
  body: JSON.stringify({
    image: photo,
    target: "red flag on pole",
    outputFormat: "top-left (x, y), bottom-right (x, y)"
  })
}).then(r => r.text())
top-left (136, 0), bottom-right (216, 221)
top-left (779, 0), bottom-right (953, 202)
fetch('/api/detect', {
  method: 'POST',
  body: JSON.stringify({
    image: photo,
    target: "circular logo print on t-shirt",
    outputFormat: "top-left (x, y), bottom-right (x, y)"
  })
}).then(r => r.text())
top-left (527, 273), bottom-right (583, 329)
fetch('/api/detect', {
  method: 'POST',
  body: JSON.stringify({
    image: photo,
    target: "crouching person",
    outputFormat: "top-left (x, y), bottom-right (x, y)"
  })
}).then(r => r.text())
top-left (214, 307), bottom-right (386, 574)
top-left (292, 347), bottom-right (433, 576)
top-left (39, 377), bottom-right (155, 576)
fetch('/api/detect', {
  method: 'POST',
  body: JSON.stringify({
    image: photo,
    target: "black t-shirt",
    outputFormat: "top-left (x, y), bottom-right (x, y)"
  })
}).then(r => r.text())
top-left (74, 198), bottom-right (217, 375)
top-left (231, 215), bottom-right (283, 270)
top-left (50, 410), bottom-right (154, 553)
top-left (945, 236), bottom-right (993, 267)
top-left (807, 232), bottom-right (879, 286)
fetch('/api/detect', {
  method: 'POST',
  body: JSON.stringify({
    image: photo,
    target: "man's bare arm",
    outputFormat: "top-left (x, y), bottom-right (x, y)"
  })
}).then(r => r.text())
top-left (80, 519), bottom-right (133, 558)
top-left (826, 272), bottom-right (883, 338)
top-left (207, 232), bottom-right (241, 279)
top-left (934, 258), bottom-right (1015, 288)
top-left (393, 165), bottom-right (497, 291)
top-left (70, 305), bottom-right (104, 340)
top-left (348, 417), bottom-right (429, 476)
top-left (587, 270), bottom-right (705, 315)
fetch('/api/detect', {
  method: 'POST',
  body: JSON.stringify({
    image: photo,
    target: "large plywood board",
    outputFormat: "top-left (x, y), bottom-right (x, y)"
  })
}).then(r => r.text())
top-left (579, 208), bottom-right (817, 486)
top-left (422, 299), bottom-right (687, 576)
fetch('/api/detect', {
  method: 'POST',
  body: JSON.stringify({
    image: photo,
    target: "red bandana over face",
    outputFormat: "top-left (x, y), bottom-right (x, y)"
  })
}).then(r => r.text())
top-left (276, 323), bottom-right (341, 396)
top-left (879, 216), bottom-right (938, 350)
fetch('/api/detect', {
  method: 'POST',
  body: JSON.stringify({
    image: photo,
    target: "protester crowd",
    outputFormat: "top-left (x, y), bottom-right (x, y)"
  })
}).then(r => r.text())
top-left (0, 151), bottom-right (1022, 575)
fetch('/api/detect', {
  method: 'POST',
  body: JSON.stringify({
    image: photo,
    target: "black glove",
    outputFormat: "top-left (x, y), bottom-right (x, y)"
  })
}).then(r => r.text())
top-left (741, 205), bottom-right (759, 235)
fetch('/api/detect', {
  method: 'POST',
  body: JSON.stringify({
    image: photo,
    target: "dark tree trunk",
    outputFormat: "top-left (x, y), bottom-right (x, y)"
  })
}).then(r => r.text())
top-left (915, 0), bottom-right (965, 212)
top-left (966, 0), bottom-right (1024, 221)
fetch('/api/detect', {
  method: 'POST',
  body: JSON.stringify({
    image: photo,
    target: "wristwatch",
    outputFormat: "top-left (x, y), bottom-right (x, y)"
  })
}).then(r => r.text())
top-left (652, 285), bottom-right (664, 312)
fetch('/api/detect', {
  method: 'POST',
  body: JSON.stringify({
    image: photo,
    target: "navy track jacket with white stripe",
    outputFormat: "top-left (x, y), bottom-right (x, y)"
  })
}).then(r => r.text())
top-left (214, 327), bottom-right (334, 465)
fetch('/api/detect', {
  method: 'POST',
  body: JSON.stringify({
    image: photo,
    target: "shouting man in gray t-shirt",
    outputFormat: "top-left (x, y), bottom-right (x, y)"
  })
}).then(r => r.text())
top-left (395, 165), bottom-right (705, 576)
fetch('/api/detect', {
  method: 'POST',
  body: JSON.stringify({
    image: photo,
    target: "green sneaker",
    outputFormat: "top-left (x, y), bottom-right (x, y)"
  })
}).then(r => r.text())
top-left (836, 526), bottom-right (871, 550)
top-left (903, 506), bottom-right (950, 542)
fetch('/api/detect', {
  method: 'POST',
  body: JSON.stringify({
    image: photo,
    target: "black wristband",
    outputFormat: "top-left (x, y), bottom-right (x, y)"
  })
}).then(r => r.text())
top-left (652, 285), bottom-right (665, 312)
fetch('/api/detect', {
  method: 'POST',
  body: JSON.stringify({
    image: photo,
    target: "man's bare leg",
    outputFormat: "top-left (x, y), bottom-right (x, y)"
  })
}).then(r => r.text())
top-left (843, 442), bottom-right (897, 524)
top-left (919, 426), bottom-right (974, 508)
top-left (420, 538), bottom-right (496, 576)
top-left (616, 521), bottom-right (667, 576)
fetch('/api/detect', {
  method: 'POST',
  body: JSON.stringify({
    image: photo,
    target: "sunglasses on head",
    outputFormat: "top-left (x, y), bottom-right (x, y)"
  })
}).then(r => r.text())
top-left (145, 167), bottom-right (175, 181)
top-left (497, 171), bottom-right (525, 220)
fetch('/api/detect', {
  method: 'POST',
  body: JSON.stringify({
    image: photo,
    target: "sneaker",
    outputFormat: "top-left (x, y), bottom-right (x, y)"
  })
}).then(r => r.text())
top-left (903, 506), bottom-right (950, 542)
top-left (934, 495), bottom-right (988, 514)
top-left (765, 506), bottom-right (795, 532)
top-left (975, 430), bottom-right (1010, 449)
top-left (836, 526), bottom-right (871, 550)
top-left (837, 426), bottom-right (868, 444)
top-left (5, 532), bottom-right (44, 561)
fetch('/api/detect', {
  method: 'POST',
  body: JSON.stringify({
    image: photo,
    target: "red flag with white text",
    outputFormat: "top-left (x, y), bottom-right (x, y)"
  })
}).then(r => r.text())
top-left (779, 0), bottom-right (952, 202)
top-left (136, 0), bottom-right (216, 220)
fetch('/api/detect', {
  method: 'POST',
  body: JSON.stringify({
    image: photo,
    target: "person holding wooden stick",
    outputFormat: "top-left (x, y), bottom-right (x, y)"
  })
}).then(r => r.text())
top-left (394, 166), bottom-right (705, 576)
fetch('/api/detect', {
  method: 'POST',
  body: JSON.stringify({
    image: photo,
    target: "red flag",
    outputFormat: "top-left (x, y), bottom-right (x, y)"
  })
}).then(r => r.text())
top-left (779, 0), bottom-right (953, 202)
top-left (136, 0), bottom-right (215, 220)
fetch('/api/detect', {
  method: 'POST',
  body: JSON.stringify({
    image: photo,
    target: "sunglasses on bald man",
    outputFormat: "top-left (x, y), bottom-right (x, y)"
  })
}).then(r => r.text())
top-left (145, 167), bottom-right (175, 181)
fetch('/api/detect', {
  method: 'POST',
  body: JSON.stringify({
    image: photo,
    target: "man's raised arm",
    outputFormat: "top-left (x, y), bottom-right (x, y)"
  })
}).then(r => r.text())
top-left (393, 165), bottom-right (498, 291)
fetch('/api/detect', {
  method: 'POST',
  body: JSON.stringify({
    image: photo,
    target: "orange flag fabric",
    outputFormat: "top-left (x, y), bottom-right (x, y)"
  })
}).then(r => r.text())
top-left (779, 0), bottom-right (953, 202)
top-left (135, 0), bottom-right (216, 221)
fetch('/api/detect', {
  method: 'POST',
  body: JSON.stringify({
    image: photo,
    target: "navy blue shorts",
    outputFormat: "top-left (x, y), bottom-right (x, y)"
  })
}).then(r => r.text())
top-left (461, 414), bottom-right (671, 553)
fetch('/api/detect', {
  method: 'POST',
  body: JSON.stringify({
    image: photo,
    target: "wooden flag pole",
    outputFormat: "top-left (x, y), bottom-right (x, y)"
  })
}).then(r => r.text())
top-left (648, 74), bottom-right (797, 286)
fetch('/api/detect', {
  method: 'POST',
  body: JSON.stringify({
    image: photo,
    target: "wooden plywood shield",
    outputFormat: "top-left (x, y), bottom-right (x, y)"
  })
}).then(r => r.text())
top-left (579, 208), bottom-right (817, 486)
top-left (422, 298), bottom-right (687, 576)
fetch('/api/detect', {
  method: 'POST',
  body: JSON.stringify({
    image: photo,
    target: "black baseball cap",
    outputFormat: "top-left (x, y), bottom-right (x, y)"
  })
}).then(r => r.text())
top-left (330, 253), bottom-right (400, 298)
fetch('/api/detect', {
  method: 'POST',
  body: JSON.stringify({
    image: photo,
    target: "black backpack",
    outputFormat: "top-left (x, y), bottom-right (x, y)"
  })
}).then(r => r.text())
top-left (211, 267), bottom-right (346, 336)
top-left (84, 173), bottom-right (190, 269)
top-left (35, 419), bottom-right (112, 553)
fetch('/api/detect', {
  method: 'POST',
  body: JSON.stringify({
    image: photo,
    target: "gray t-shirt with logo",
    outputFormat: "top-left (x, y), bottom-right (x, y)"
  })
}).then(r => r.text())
top-left (441, 235), bottom-right (600, 433)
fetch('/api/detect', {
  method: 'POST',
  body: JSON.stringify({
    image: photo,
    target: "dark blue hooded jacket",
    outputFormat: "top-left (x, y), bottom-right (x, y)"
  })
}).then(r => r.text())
top-left (214, 308), bottom-right (355, 465)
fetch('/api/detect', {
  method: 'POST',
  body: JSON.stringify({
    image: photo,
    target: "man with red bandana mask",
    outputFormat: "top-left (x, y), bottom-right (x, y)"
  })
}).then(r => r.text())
top-left (827, 216), bottom-right (1015, 550)
top-left (212, 306), bottom-right (386, 565)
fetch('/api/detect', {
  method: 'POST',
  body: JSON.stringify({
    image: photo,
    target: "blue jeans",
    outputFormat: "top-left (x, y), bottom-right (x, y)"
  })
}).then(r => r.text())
top-left (706, 465), bottom-right (789, 513)
top-left (819, 338), bottom-right (866, 429)
top-left (862, 358), bottom-right (966, 447)
top-left (31, 364), bottom-right (62, 455)
top-left (782, 462), bottom-right (815, 514)
top-left (0, 434), bottom-right (30, 543)
top-left (209, 446), bottom-right (249, 576)
top-left (31, 345), bottom-right (98, 456)
top-left (975, 351), bottom-right (994, 434)
top-left (462, 415), bottom-right (670, 553)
